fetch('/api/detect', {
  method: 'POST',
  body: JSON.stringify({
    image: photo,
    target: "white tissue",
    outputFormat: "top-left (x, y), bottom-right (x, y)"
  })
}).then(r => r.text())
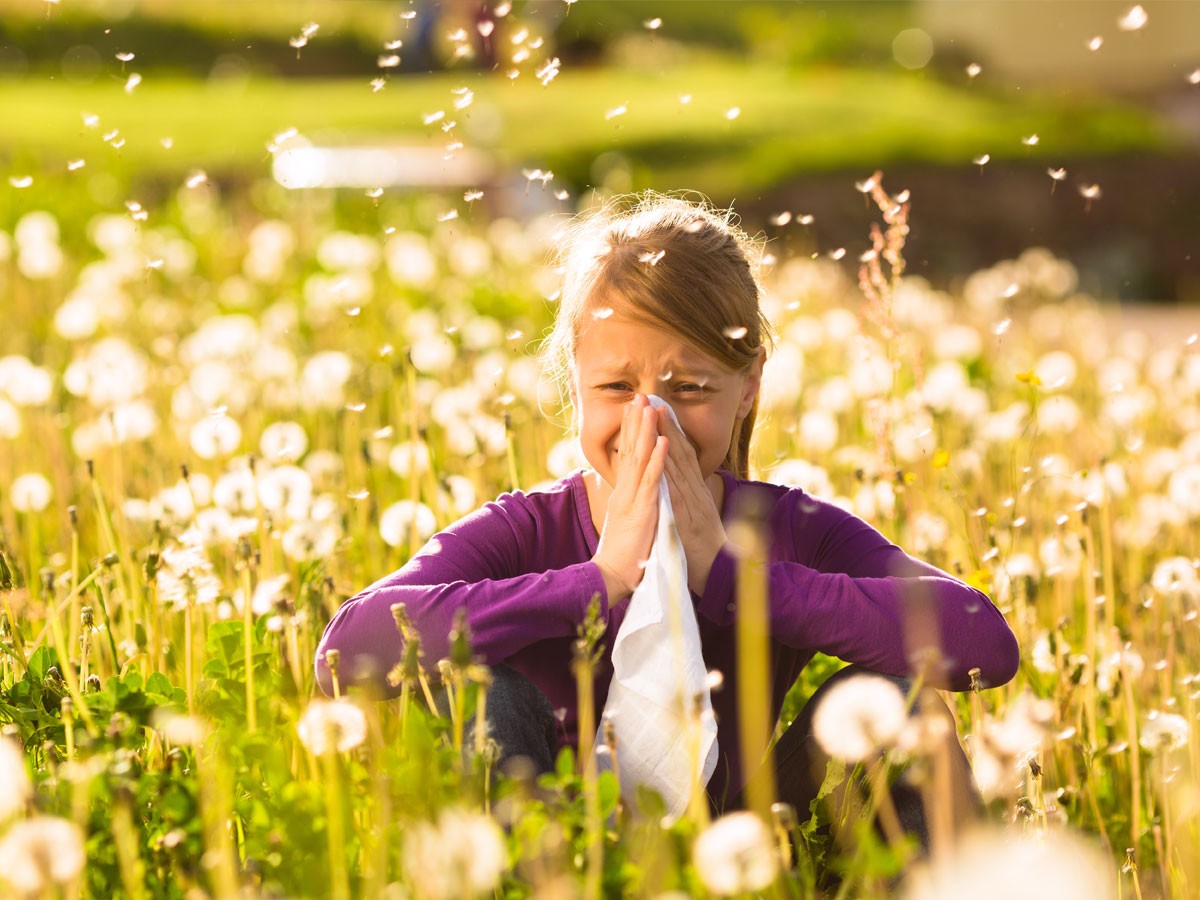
top-left (595, 395), bottom-right (719, 819)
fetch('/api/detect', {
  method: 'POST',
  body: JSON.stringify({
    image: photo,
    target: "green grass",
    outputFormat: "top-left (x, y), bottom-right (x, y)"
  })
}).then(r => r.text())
top-left (0, 61), bottom-right (1173, 198)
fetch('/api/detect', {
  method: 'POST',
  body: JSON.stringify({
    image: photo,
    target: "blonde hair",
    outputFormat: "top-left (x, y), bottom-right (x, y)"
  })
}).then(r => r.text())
top-left (542, 193), bottom-right (772, 479)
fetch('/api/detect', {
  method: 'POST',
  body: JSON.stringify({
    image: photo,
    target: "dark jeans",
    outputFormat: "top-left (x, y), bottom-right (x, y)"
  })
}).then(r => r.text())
top-left (466, 663), bottom-right (981, 845)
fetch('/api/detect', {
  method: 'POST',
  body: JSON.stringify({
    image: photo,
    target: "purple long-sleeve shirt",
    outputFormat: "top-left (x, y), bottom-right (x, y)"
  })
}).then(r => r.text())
top-left (316, 469), bottom-right (1019, 800)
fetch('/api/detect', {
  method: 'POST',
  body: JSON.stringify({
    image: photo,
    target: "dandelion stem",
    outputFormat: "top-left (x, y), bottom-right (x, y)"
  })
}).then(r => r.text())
top-left (241, 562), bottom-right (257, 732)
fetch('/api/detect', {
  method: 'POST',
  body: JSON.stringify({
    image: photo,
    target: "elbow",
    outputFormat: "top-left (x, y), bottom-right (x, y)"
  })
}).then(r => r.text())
top-left (986, 623), bottom-right (1021, 688)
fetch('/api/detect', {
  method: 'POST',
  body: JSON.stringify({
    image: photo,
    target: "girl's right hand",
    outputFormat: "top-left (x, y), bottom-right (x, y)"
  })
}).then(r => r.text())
top-left (592, 395), bottom-right (669, 601)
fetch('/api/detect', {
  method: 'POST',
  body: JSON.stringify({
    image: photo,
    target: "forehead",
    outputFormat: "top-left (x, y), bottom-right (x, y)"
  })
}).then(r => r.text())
top-left (575, 312), bottom-right (725, 376)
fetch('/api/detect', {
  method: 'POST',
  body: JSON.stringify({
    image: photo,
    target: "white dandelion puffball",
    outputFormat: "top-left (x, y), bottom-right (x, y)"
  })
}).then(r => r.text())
top-left (0, 736), bottom-right (32, 820)
top-left (1139, 711), bottom-right (1189, 753)
top-left (812, 673), bottom-right (908, 762)
top-left (902, 826), bottom-right (1116, 900)
top-left (380, 500), bottom-right (438, 547)
top-left (1033, 350), bottom-right (1077, 392)
top-left (403, 807), bottom-right (508, 900)
top-left (692, 811), bottom-right (780, 895)
top-left (10, 472), bottom-right (53, 512)
top-left (189, 416), bottom-right (242, 459)
top-left (259, 420), bottom-right (309, 462)
top-left (0, 816), bottom-right (86, 894)
top-left (297, 698), bottom-right (367, 756)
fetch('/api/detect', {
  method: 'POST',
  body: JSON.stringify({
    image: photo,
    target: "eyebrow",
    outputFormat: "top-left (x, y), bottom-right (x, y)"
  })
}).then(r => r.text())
top-left (591, 364), bottom-right (723, 380)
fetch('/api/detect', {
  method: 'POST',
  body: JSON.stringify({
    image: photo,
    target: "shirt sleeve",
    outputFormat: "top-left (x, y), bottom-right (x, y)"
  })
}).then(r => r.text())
top-left (314, 492), bottom-right (609, 698)
top-left (696, 491), bottom-right (1019, 691)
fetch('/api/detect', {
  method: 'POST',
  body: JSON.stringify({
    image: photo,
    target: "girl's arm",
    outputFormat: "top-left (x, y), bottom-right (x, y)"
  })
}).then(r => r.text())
top-left (314, 494), bottom-right (608, 698)
top-left (696, 493), bottom-right (1019, 691)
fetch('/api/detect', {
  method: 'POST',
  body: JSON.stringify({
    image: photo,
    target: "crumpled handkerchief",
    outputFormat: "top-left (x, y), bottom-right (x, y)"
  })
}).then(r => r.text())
top-left (595, 395), bottom-right (719, 819)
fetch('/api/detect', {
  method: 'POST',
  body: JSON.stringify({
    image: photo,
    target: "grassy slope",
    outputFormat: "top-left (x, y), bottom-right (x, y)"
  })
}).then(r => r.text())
top-left (0, 61), bottom-right (1172, 196)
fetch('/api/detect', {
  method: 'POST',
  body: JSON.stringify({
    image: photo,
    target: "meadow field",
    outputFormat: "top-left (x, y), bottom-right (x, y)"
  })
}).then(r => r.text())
top-left (1, 168), bottom-right (1197, 898)
top-left (2, 1), bottom-right (1200, 896)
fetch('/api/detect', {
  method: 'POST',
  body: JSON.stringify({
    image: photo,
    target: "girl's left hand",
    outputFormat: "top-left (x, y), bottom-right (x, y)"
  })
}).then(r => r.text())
top-left (655, 407), bottom-right (728, 596)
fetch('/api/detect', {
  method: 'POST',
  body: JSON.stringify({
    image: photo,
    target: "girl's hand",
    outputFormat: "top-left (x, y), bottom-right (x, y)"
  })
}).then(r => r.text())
top-left (655, 406), bottom-right (728, 596)
top-left (592, 395), bottom-right (669, 601)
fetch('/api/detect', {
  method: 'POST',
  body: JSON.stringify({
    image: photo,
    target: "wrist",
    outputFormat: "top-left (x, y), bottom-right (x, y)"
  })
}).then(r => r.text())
top-left (594, 558), bottom-right (632, 602)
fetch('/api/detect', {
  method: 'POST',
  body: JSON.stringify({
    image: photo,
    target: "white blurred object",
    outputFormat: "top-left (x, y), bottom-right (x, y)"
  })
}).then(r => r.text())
top-left (595, 395), bottom-right (718, 819)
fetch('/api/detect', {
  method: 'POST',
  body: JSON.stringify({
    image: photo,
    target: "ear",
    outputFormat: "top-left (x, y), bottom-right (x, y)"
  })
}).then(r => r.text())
top-left (736, 346), bottom-right (766, 419)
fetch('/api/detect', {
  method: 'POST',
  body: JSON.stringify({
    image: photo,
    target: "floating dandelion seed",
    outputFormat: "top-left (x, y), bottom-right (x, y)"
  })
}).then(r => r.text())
top-left (452, 86), bottom-right (474, 109)
top-left (1187, 333), bottom-right (1198, 345)
top-left (267, 127), bottom-right (297, 153)
top-left (9, 175), bottom-right (33, 188)
top-left (82, 112), bottom-right (99, 127)
top-left (725, 106), bottom-right (741, 120)
top-left (1188, 70), bottom-right (1200, 85)
top-left (103, 128), bottom-right (120, 141)
top-left (512, 47), bottom-right (530, 64)
top-left (605, 104), bottom-right (628, 120)
top-left (67, 159), bottom-right (85, 171)
top-left (297, 698), bottom-right (367, 755)
top-left (1118, 4), bottom-right (1148, 31)
top-left (966, 62), bottom-right (982, 78)
top-left (447, 28), bottom-right (468, 42)
top-left (384, 39), bottom-right (403, 50)
top-left (522, 168), bottom-right (553, 189)
top-left (348, 489), bottom-right (369, 500)
top-left (437, 210), bottom-right (459, 222)
top-left (592, 307), bottom-right (614, 320)
top-left (1088, 36), bottom-right (1104, 51)
top-left (495, 1), bottom-right (512, 15)
top-left (679, 93), bottom-right (692, 104)
top-left (289, 35), bottom-right (309, 50)
top-left (370, 77), bottom-right (387, 92)
top-left (830, 247), bottom-right (847, 260)
top-left (994, 318), bottom-right (1012, 336)
top-left (1079, 183), bottom-right (1102, 210)
top-left (115, 51), bottom-right (135, 63)
top-left (798, 213), bottom-right (815, 225)
top-left (400, 9), bottom-right (416, 20)
top-left (644, 17), bottom-right (663, 30)
top-left (1022, 134), bottom-right (1039, 146)
top-left (441, 120), bottom-right (456, 132)
top-left (1048, 167), bottom-right (1067, 181)
top-left (554, 188), bottom-right (570, 200)
top-left (422, 110), bottom-right (445, 125)
top-left (159, 136), bottom-right (173, 149)
top-left (536, 57), bottom-right (561, 85)
top-left (124, 72), bottom-right (142, 93)
top-left (464, 189), bottom-right (484, 202)
top-left (724, 326), bottom-right (749, 340)
top-left (770, 211), bottom-right (792, 226)
top-left (146, 258), bottom-right (163, 270)
top-left (506, 329), bottom-right (524, 341)
top-left (185, 170), bottom-right (207, 189)
top-left (1002, 283), bottom-right (1020, 298)
top-left (973, 153), bottom-right (991, 168)
top-left (855, 174), bottom-right (878, 193)
top-left (512, 27), bottom-right (529, 44)
top-left (444, 140), bottom-right (463, 155)
top-left (639, 249), bottom-right (666, 266)
top-left (478, 20), bottom-right (495, 38)
top-left (378, 53), bottom-right (401, 68)
top-left (365, 187), bottom-right (383, 199)
top-left (301, 22), bottom-right (319, 38)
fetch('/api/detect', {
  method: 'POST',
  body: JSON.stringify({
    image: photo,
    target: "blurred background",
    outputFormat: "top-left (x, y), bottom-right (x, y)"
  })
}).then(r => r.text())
top-left (1, 0), bottom-right (1197, 304)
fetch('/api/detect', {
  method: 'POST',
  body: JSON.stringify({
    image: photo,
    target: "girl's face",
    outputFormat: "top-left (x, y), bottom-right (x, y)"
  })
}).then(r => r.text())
top-left (571, 306), bottom-right (764, 489)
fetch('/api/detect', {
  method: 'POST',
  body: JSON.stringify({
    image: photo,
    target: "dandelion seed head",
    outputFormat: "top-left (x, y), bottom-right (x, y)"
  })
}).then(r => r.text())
top-left (115, 51), bottom-right (135, 62)
top-left (0, 817), bottom-right (85, 894)
top-left (693, 812), bottom-right (779, 895)
top-left (1048, 167), bottom-right (1067, 181)
top-left (297, 698), bottom-right (367, 755)
top-left (813, 674), bottom-right (907, 762)
top-left (973, 153), bottom-right (991, 166)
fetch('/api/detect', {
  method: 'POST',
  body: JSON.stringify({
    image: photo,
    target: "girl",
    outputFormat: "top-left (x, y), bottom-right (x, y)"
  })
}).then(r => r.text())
top-left (314, 194), bottom-right (1019, 816)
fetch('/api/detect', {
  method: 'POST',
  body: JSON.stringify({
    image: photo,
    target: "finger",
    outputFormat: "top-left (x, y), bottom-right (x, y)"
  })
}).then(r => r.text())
top-left (639, 435), bottom-right (668, 499)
